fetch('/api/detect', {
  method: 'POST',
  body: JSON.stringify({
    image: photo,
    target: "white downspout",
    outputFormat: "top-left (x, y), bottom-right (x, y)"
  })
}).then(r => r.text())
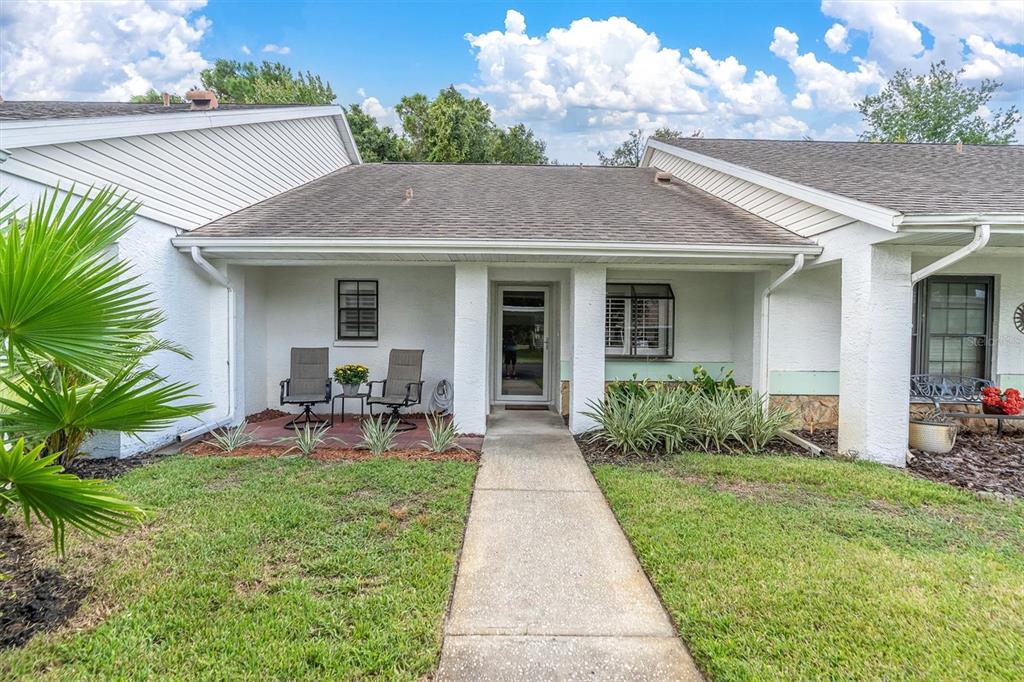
top-left (911, 224), bottom-right (991, 284)
top-left (178, 246), bottom-right (237, 441)
top-left (759, 253), bottom-right (805, 403)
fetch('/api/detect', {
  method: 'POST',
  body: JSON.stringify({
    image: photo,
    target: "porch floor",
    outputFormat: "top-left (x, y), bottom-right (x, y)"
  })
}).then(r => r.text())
top-left (244, 414), bottom-right (484, 452)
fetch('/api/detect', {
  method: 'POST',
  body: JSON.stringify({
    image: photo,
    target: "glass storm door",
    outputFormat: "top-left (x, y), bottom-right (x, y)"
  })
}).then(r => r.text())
top-left (498, 287), bottom-right (549, 402)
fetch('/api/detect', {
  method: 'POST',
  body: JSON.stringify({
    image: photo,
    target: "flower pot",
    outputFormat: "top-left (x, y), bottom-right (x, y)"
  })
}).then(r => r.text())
top-left (909, 420), bottom-right (957, 454)
top-left (342, 383), bottom-right (361, 397)
top-left (982, 403), bottom-right (1005, 415)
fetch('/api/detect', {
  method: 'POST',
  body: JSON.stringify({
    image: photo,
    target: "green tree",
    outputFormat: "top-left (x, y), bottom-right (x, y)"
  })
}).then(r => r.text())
top-left (494, 123), bottom-right (548, 164)
top-left (199, 59), bottom-right (335, 104)
top-left (345, 104), bottom-right (409, 162)
top-left (598, 127), bottom-right (687, 167)
top-left (858, 61), bottom-right (1020, 144)
top-left (129, 89), bottom-right (184, 104)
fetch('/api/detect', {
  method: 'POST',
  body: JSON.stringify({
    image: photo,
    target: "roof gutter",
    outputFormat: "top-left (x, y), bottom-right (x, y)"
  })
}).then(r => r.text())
top-left (178, 246), bottom-right (237, 441)
top-left (911, 224), bottom-right (991, 285)
top-left (759, 253), bottom-right (805, 403)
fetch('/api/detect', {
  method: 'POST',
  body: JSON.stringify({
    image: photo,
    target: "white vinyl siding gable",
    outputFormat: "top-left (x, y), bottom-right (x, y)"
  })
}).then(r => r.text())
top-left (648, 148), bottom-right (858, 237)
top-left (0, 116), bottom-right (351, 229)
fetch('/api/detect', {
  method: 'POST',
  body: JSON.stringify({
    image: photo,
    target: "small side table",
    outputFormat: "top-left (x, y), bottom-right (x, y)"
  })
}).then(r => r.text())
top-left (331, 392), bottom-right (368, 425)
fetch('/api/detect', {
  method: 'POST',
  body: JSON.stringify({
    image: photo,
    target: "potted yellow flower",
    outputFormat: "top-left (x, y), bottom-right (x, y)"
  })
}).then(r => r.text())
top-left (334, 363), bottom-right (369, 396)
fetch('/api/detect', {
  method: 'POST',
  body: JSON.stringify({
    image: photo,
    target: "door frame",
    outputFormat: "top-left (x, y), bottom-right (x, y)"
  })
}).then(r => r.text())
top-left (491, 283), bottom-right (554, 406)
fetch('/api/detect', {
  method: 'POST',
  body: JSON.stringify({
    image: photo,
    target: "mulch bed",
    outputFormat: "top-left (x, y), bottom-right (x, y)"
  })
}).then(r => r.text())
top-left (65, 453), bottom-right (166, 480)
top-left (909, 431), bottom-right (1024, 499)
top-left (0, 518), bottom-right (85, 649)
top-left (183, 441), bottom-right (479, 463)
top-left (244, 408), bottom-right (290, 423)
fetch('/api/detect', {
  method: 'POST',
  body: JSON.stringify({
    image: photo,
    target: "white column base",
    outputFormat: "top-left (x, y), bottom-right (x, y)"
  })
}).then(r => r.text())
top-left (838, 245), bottom-right (912, 466)
top-left (569, 265), bottom-right (606, 434)
top-left (453, 264), bottom-right (489, 435)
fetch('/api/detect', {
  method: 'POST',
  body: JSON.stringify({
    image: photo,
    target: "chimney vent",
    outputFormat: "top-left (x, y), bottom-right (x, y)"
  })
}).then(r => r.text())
top-left (161, 92), bottom-right (171, 107)
top-left (956, 140), bottom-right (964, 153)
top-left (185, 89), bottom-right (219, 111)
top-left (655, 171), bottom-right (673, 183)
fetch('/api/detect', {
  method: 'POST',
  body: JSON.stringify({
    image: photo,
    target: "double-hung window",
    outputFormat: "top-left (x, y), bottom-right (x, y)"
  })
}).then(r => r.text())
top-left (605, 283), bottom-right (674, 358)
top-left (337, 280), bottom-right (378, 341)
top-left (912, 276), bottom-right (993, 379)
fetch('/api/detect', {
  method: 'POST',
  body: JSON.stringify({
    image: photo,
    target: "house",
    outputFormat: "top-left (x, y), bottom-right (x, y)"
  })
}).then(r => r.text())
top-left (1, 99), bottom-right (1021, 465)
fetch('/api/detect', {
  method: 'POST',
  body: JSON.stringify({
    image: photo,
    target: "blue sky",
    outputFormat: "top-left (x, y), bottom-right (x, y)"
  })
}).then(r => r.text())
top-left (3, 1), bottom-right (1022, 162)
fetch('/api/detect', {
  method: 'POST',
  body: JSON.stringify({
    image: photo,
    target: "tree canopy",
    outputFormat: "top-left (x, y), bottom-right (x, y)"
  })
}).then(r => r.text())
top-left (347, 86), bottom-right (547, 164)
top-left (198, 59), bottom-right (336, 105)
top-left (129, 89), bottom-right (184, 104)
top-left (858, 61), bottom-right (1020, 144)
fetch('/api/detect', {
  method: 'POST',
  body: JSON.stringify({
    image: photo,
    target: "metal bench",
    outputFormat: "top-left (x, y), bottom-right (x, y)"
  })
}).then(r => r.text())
top-left (910, 374), bottom-right (1023, 435)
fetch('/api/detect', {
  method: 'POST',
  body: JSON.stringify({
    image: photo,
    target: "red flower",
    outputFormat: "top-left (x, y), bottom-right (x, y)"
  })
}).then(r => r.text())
top-left (981, 386), bottom-right (1024, 416)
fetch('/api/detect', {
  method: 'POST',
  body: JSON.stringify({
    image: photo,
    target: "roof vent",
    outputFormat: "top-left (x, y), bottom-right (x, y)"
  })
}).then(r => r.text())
top-left (956, 139), bottom-right (964, 153)
top-left (655, 171), bottom-right (673, 183)
top-left (185, 89), bottom-right (219, 111)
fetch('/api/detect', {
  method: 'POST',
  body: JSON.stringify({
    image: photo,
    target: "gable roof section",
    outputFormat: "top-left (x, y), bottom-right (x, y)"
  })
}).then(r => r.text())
top-left (0, 100), bottom-right (308, 120)
top-left (183, 163), bottom-right (816, 250)
top-left (653, 137), bottom-right (1024, 216)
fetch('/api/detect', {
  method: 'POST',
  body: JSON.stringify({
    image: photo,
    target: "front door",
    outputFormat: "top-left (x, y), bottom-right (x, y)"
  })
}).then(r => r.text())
top-left (496, 286), bottom-right (549, 403)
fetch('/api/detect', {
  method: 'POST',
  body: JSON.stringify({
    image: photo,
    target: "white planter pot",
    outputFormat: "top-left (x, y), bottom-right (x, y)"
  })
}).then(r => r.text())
top-left (342, 383), bottom-right (361, 397)
top-left (908, 420), bottom-right (958, 454)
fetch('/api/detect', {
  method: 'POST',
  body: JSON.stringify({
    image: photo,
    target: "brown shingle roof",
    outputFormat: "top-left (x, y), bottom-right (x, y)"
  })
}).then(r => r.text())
top-left (0, 100), bottom-right (309, 121)
top-left (187, 163), bottom-right (813, 247)
top-left (655, 137), bottom-right (1024, 215)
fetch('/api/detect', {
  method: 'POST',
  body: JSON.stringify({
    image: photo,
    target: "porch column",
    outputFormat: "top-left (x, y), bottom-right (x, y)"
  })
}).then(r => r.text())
top-left (838, 245), bottom-right (912, 466)
top-left (570, 265), bottom-right (606, 433)
top-left (453, 264), bottom-right (489, 435)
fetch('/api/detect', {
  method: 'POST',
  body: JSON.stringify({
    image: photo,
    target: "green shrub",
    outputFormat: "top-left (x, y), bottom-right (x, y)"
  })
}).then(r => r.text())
top-left (209, 420), bottom-right (258, 452)
top-left (586, 384), bottom-right (792, 457)
top-left (358, 415), bottom-right (398, 455)
top-left (277, 422), bottom-right (339, 456)
top-left (419, 414), bottom-right (464, 453)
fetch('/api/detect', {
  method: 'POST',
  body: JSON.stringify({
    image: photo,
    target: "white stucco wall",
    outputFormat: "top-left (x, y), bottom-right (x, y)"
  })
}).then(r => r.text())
top-left (258, 265), bottom-right (456, 418)
top-left (0, 173), bottom-right (226, 456)
top-left (604, 269), bottom-right (755, 384)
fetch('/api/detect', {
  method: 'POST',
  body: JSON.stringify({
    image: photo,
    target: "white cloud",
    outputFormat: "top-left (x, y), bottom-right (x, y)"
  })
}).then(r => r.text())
top-left (241, 44), bottom-right (251, 55)
top-left (464, 10), bottom-right (708, 120)
top-left (262, 43), bottom-right (291, 55)
top-left (688, 48), bottom-right (787, 116)
top-left (360, 95), bottom-right (401, 129)
top-left (0, 0), bottom-right (211, 100)
top-left (824, 23), bottom-right (849, 53)
top-left (821, 1), bottom-right (1024, 90)
top-left (792, 92), bottom-right (813, 109)
top-left (770, 26), bottom-right (885, 111)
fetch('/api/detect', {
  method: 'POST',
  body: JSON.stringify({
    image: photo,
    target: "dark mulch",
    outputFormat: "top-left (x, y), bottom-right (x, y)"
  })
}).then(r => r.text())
top-left (792, 429), bottom-right (839, 454)
top-left (65, 453), bottom-right (164, 480)
top-left (909, 431), bottom-right (1024, 498)
top-left (244, 408), bottom-right (290, 423)
top-left (0, 518), bottom-right (85, 649)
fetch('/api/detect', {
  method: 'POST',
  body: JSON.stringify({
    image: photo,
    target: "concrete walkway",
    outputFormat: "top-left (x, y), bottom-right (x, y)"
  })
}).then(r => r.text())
top-left (436, 411), bottom-right (702, 681)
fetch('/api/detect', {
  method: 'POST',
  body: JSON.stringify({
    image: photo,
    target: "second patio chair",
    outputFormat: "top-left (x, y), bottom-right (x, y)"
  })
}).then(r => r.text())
top-left (366, 349), bottom-right (425, 431)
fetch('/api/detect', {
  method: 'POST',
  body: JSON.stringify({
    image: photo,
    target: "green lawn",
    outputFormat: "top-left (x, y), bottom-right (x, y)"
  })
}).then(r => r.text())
top-left (1, 455), bottom-right (476, 680)
top-left (593, 454), bottom-right (1024, 681)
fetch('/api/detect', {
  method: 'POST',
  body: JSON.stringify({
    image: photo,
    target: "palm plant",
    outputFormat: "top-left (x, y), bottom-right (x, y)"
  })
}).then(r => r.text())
top-left (0, 439), bottom-right (145, 554)
top-left (0, 187), bottom-right (207, 550)
top-left (419, 414), bottom-right (465, 453)
top-left (357, 415), bottom-right (399, 455)
top-left (0, 188), bottom-right (210, 464)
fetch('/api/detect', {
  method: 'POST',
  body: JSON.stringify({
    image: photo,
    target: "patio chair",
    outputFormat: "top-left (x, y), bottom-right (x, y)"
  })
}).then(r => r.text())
top-left (279, 347), bottom-right (332, 430)
top-left (367, 349), bottom-right (425, 431)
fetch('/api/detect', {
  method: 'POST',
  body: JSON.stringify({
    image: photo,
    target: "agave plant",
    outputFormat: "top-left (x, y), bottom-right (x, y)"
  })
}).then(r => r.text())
top-left (0, 188), bottom-right (210, 464)
top-left (419, 414), bottom-right (465, 453)
top-left (209, 420), bottom-right (259, 453)
top-left (582, 392), bottom-right (665, 456)
top-left (0, 438), bottom-right (145, 554)
top-left (357, 415), bottom-right (399, 455)
top-left (277, 422), bottom-right (341, 456)
top-left (738, 394), bottom-right (794, 453)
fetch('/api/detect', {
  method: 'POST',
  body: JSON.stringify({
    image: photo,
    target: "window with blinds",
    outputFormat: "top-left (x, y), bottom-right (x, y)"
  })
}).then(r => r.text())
top-left (605, 283), bottom-right (674, 358)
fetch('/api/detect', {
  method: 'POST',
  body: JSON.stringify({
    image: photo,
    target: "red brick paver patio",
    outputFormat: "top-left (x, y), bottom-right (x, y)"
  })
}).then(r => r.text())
top-left (243, 414), bottom-right (483, 452)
